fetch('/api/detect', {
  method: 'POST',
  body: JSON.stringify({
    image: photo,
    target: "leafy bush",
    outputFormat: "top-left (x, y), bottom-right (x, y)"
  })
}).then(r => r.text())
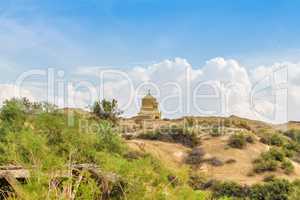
top-left (211, 126), bottom-right (221, 137)
top-left (138, 127), bottom-right (200, 147)
top-left (91, 99), bottom-right (123, 124)
top-left (282, 144), bottom-right (296, 158)
top-left (253, 148), bottom-right (294, 174)
top-left (228, 133), bottom-right (247, 149)
top-left (188, 174), bottom-right (209, 190)
top-left (212, 181), bottom-right (249, 198)
top-left (249, 179), bottom-right (292, 200)
top-left (289, 180), bottom-right (300, 200)
top-left (270, 134), bottom-right (284, 146)
top-left (0, 98), bottom-right (26, 134)
top-left (260, 133), bottom-right (284, 147)
top-left (253, 158), bottom-right (278, 173)
top-left (284, 129), bottom-right (300, 143)
top-left (212, 179), bottom-right (293, 200)
top-left (281, 159), bottom-right (294, 174)
top-left (267, 148), bottom-right (285, 161)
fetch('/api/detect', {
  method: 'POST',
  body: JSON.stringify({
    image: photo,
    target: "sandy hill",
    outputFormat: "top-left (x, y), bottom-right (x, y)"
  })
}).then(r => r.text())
top-left (124, 116), bottom-right (300, 185)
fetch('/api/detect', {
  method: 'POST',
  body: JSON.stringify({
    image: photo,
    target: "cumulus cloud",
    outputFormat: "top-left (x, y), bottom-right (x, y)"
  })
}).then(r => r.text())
top-left (1, 57), bottom-right (299, 123)
top-left (75, 57), bottom-right (296, 123)
top-left (71, 57), bottom-right (262, 120)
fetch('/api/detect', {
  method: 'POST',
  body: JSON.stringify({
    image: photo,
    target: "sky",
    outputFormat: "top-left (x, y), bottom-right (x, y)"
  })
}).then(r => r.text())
top-left (0, 0), bottom-right (300, 122)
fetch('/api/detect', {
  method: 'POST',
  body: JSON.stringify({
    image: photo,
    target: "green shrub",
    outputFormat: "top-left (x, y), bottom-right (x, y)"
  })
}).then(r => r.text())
top-left (260, 133), bottom-right (284, 147)
top-left (281, 159), bottom-right (294, 175)
top-left (0, 98), bottom-right (26, 134)
top-left (267, 148), bottom-right (285, 162)
top-left (253, 158), bottom-right (278, 173)
top-left (228, 133), bottom-right (247, 149)
top-left (188, 174), bottom-right (209, 190)
top-left (253, 148), bottom-right (282, 173)
top-left (212, 179), bottom-right (293, 200)
top-left (284, 129), bottom-right (300, 143)
top-left (249, 179), bottom-right (292, 200)
top-left (282, 145), bottom-right (295, 158)
top-left (212, 181), bottom-right (249, 198)
top-left (211, 126), bottom-right (221, 137)
top-left (138, 127), bottom-right (200, 147)
top-left (253, 148), bottom-right (294, 174)
top-left (289, 180), bottom-right (300, 200)
top-left (270, 134), bottom-right (284, 146)
top-left (91, 99), bottom-right (123, 124)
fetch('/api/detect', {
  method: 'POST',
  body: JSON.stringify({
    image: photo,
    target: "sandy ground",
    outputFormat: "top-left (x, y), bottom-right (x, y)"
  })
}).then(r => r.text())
top-left (126, 136), bottom-right (300, 185)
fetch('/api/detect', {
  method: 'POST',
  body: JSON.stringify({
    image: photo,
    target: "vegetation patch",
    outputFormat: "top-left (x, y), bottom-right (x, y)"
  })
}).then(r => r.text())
top-left (0, 98), bottom-right (208, 200)
top-left (185, 147), bottom-right (205, 165)
top-left (253, 148), bottom-right (294, 174)
top-left (210, 125), bottom-right (222, 137)
top-left (138, 127), bottom-right (200, 147)
top-left (212, 179), bottom-right (294, 200)
top-left (284, 129), bottom-right (300, 143)
top-left (259, 132), bottom-right (285, 147)
top-left (228, 132), bottom-right (254, 149)
top-left (212, 181), bottom-right (249, 199)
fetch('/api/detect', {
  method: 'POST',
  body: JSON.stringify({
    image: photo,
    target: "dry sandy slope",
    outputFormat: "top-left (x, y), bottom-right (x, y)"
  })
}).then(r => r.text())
top-left (126, 139), bottom-right (189, 170)
top-left (126, 136), bottom-right (300, 185)
top-left (199, 135), bottom-right (300, 184)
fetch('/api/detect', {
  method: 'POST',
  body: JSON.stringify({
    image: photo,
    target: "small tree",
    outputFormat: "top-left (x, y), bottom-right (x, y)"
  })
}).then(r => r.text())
top-left (0, 98), bottom-right (26, 134)
top-left (91, 99), bottom-right (123, 124)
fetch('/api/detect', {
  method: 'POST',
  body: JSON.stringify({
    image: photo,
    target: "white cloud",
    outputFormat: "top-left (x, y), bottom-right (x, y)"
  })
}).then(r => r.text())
top-left (1, 57), bottom-right (299, 123)
top-left (202, 57), bottom-right (251, 89)
top-left (72, 57), bottom-right (258, 120)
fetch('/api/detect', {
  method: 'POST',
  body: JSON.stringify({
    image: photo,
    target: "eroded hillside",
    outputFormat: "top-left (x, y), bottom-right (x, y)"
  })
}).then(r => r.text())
top-left (123, 115), bottom-right (300, 186)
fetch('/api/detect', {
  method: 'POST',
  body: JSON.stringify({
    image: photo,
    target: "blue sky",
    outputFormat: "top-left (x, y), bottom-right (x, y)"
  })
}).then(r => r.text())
top-left (1, 0), bottom-right (300, 78)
